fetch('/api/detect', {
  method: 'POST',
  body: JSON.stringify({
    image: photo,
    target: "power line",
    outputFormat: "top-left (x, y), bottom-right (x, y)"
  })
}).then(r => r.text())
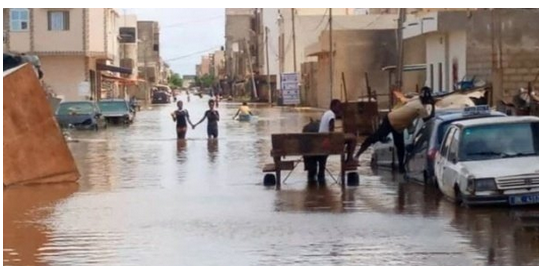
top-left (164, 46), bottom-right (221, 62)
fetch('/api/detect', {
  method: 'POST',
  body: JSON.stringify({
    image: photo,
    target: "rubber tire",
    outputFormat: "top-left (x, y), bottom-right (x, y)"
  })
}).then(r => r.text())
top-left (263, 174), bottom-right (276, 186)
top-left (347, 172), bottom-right (360, 186)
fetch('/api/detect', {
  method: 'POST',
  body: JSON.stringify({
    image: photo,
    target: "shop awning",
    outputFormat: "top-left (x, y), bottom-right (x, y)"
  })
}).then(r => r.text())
top-left (101, 74), bottom-right (141, 84)
top-left (97, 64), bottom-right (132, 75)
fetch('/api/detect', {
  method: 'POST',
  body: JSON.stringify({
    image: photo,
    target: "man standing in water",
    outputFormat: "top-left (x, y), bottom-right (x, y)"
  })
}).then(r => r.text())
top-left (354, 87), bottom-right (435, 173)
top-left (193, 99), bottom-right (220, 139)
top-left (171, 101), bottom-right (194, 139)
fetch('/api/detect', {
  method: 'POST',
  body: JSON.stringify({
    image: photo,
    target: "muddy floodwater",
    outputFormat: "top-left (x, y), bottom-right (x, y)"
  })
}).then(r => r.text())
top-left (4, 95), bottom-right (539, 266)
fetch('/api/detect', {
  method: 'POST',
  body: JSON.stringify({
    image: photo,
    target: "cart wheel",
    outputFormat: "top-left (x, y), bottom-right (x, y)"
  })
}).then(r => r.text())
top-left (347, 172), bottom-right (360, 186)
top-left (263, 174), bottom-right (276, 186)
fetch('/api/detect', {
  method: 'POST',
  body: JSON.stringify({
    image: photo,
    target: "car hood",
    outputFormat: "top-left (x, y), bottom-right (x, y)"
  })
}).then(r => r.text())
top-left (56, 114), bottom-right (94, 124)
top-left (461, 157), bottom-right (539, 178)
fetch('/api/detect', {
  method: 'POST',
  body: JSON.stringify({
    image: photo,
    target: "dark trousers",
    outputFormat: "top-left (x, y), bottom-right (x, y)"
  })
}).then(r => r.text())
top-left (304, 156), bottom-right (328, 183)
top-left (355, 116), bottom-right (405, 170)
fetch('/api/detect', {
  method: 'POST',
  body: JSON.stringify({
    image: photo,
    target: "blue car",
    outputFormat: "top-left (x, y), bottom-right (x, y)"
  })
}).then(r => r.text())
top-left (55, 101), bottom-right (107, 130)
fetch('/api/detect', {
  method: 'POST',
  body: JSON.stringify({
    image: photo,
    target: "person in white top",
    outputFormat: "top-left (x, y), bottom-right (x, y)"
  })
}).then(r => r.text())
top-left (303, 99), bottom-right (358, 186)
top-left (354, 87), bottom-right (435, 173)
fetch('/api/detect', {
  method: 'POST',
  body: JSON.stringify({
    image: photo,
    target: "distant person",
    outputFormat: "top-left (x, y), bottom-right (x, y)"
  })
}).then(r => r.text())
top-left (233, 102), bottom-right (253, 120)
top-left (171, 101), bottom-right (194, 139)
top-left (186, 90), bottom-right (191, 102)
top-left (354, 86), bottom-right (435, 173)
top-left (194, 99), bottom-right (220, 139)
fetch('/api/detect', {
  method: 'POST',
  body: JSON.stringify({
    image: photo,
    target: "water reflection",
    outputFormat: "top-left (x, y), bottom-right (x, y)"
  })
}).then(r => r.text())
top-left (3, 183), bottom-right (79, 266)
top-left (207, 139), bottom-right (219, 163)
top-left (274, 184), bottom-right (343, 213)
top-left (3, 100), bottom-right (539, 266)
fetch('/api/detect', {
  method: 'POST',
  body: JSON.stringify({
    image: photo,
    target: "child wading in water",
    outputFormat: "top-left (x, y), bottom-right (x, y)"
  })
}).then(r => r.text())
top-left (171, 100), bottom-right (194, 139)
top-left (193, 99), bottom-right (220, 139)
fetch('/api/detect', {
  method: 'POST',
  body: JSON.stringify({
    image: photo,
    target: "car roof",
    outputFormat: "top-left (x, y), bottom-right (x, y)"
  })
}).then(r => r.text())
top-left (437, 110), bottom-right (506, 122)
top-left (453, 116), bottom-right (539, 127)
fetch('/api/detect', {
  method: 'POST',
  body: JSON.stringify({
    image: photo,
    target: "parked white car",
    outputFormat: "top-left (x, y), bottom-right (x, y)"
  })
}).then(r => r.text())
top-left (435, 116), bottom-right (539, 206)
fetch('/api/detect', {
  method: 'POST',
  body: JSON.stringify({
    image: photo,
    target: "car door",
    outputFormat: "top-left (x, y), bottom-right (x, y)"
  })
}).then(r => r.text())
top-left (406, 125), bottom-right (427, 179)
top-left (441, 129), bottom-right (461, 199)
top-left (436, 127), bottom-right (456, 195)
top-left (406, 122), bottom-right (430, 181)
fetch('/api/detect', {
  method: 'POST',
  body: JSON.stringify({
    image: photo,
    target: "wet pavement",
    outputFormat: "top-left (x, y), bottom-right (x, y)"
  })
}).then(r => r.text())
top-left (4, 95), bottom-right (539, 266)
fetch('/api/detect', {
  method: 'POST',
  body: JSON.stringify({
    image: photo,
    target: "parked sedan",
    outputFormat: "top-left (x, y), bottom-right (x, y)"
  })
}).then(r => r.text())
top-left (435, 116), bottom-right (539, 206)
top-left (405, 107), bottom-right (506, 186)
top-left (98, 99), bottom-right (135, 125)
top-left (151, 90), bottom-right (171, 104)
top-left (55, 101), bottom-right (107, 130)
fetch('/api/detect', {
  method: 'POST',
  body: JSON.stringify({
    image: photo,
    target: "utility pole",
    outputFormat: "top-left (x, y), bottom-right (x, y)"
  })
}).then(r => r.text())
top-left (393, 8), bottom-right (405, 110)
top-left (291, 8), bottom-right (297, 73)
top-left (395, 8), bottom-right (405, 90)
top-left (329, 8), bottom-right (333, 99)
top-left (265, 26), bottom-right (272, 106)
top-left (245, 38), bottom-right (258, 99)
top-left (144, 40), bottom-right (149, 104)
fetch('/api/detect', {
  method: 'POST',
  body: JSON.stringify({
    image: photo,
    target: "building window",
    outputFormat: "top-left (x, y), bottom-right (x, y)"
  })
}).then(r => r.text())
top-left (10, 8), bottom-right (29, 31)
top-left (48, 11), bottom-right (70, 31)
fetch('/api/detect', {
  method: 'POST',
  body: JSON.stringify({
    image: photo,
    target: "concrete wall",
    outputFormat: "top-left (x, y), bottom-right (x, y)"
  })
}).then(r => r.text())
top-left (426, 33), bottom-right (447, 92)
top-left (41, 56), bottom-right (86, 101)
top-left (279, 11), bottom-right (397, 75)
top-left (402, 35), bottom-right (427, 92)
top-left (89, 8), bottom-right (105, 53)
top-left (33, 9), bottom-right (84, 52)
top-left (225, 12), bottom-right (252, 79)
top-left (465, 9), bottom-right (539, 102)
top-left (106, 9), bottom-right (119, 61)
top-left (314, 30), bottom-right (397, 108)
top-left (447, 30), bottom-right (467, 90)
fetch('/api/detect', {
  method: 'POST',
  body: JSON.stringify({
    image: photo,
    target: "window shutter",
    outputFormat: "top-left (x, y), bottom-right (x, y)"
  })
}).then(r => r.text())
top-left (64, 11), bottom-right (69, 30)
top-left (47, 11), bottom-right (52, 30)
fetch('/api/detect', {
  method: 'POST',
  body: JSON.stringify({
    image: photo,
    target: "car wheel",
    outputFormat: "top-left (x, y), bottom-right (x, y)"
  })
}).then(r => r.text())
top-left (454, 185), bottom-right (463, 206)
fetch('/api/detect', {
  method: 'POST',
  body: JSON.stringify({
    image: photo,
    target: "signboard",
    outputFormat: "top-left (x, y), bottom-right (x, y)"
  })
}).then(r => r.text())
top-left (281, 72), bottom-right (300, 105)
top-left (78, 81), bottom-right (90, 97)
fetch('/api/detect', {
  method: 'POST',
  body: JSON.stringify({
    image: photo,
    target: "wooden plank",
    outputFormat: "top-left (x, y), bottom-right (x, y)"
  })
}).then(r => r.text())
top-left (262, 161), bottom-right (295, 172)
top-left (271, 133), bottom-right (345, 157)
top-left (3, 64), bottom-right (79, 186)
top-left (342, 101), bottom-right (379, 136)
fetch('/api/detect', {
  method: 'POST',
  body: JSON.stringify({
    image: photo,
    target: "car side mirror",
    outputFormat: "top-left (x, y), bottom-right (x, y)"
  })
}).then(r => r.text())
top-left (95, 112), bottom-right (102, 118)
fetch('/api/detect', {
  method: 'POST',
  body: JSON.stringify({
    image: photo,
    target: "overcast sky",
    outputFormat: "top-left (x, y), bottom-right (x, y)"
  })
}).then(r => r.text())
top-left (124, 8), bottom-right (225, 76)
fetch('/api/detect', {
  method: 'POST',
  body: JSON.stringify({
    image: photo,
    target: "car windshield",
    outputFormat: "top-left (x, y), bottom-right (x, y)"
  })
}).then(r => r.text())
top-left (459, 122), bottom-right (539, 161)
top-left (57, 102), bottom-right (95, 115)
top-left (98, 101), bottom-right (128, 113)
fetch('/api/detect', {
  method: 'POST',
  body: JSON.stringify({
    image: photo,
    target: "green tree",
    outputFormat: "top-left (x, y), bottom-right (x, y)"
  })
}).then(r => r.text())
top-left (169, 73), bottom-right (183, 88)
top-left (196, 74), bottom-right (216, 88)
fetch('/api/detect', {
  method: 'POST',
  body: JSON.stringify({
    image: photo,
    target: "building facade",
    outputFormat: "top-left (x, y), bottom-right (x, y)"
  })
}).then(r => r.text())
top-left (4, 8), bottom-right (123, 101)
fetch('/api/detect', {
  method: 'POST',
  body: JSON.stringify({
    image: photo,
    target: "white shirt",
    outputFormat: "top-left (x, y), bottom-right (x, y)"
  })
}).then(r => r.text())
top-left (319, 110), bottom-right (336, 133)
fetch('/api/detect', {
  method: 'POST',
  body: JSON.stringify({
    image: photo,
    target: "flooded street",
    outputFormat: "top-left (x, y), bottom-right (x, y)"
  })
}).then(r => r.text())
top-left (4, 95), bottom-right (539, 266)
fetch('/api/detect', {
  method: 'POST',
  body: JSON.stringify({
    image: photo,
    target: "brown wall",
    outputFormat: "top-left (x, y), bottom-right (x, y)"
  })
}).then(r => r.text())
top-left (465, 9), bottom-right (539, 102)
top-left (315, 30), bottom-right (397, 108)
